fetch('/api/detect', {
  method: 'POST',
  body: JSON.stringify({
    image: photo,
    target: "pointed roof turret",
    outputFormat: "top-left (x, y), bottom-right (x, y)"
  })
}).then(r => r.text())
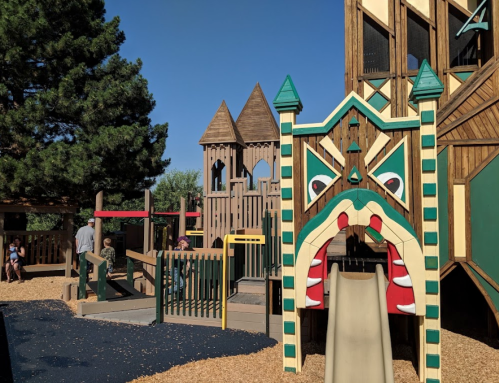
top-left (199, 101), bottom-right (246, 147)
top-left (409, 60), bottom-right (444, 102)
top-left (273, 75), bottom-right (303, 114)
top-left (236, 83), bottom-right (280, 143)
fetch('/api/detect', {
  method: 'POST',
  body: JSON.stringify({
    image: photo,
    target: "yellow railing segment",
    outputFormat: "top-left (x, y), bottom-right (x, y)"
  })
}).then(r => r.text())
top-left (186, 230), bottom-right (204, 236)
top-left (222, 234), bottom-right (265, 330)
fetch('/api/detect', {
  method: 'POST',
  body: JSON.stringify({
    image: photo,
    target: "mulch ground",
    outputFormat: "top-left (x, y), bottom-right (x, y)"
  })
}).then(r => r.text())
top-left (0, 299), bottom-right (276, 383)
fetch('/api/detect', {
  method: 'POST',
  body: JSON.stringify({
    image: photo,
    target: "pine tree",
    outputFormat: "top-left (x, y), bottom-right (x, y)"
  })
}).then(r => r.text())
top-left (0, 0), bottom-right (169, 206)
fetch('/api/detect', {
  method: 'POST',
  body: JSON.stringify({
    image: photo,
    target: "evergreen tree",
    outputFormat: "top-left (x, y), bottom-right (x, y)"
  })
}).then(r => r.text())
top-left (154, 169), bottom-right (203, 212)
top-left (0, 0), bottom-right (169, 206)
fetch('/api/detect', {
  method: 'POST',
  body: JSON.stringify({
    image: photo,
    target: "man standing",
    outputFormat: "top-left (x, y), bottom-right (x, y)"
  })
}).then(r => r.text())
top-left (75, 218), bottom-right (95, 258)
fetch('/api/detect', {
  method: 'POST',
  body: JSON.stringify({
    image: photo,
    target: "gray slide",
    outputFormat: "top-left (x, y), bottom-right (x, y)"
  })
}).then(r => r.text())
top-left (324, 264), bottom-right (394, 383)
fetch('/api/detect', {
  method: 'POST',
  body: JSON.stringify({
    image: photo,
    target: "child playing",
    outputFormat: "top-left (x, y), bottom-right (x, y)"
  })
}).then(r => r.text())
top-left (100, 238), bottom-right (116, 279)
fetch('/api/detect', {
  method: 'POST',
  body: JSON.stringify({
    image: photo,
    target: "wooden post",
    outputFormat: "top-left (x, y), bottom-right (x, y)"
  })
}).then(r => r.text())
top-left (63, 213), bottom-right (74, 278)
top-left (179, 197), bottom-right (186, 237)
top-left (196, 193), bottom-right (202, 229)
top-left (143, 189), bottom-right (151, 253)
top-left (0, 213), bottom-right (4, 282)
top-left (94, 191), bottom-right (104, 281)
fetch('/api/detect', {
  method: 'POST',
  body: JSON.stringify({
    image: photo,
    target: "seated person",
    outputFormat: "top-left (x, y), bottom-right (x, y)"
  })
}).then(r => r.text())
top-left (169, 236), bottom-right (192, 294)
top-left (5, 238), bottom-right (25, 283)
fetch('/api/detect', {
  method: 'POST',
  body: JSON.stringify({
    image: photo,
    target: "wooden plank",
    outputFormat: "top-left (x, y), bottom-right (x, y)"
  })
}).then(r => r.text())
top-left (78, 297), bottom-right (156, 316)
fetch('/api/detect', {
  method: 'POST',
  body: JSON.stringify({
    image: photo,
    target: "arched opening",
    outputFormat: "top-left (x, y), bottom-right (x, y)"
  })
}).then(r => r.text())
top-left (244, 159), bottom-right (270, 191)
top-left (211, 160), bottom-right (225, 192)
top-left (211, 237), bottom-right (223, 249)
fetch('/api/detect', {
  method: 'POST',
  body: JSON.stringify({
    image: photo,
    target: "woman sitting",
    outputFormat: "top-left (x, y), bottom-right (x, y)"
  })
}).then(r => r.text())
top-left (5, 237), bottom-right (25, 283)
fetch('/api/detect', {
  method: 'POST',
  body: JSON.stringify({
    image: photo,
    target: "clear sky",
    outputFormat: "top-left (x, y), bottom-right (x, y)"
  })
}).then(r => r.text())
top-left (105, 0), bottom-right (345, 184)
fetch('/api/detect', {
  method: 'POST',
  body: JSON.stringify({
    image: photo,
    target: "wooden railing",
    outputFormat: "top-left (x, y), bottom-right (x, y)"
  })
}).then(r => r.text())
top-left (78, 251), bottom-right (107, 301)
top-left (4, 231), bottom-right (68, 265)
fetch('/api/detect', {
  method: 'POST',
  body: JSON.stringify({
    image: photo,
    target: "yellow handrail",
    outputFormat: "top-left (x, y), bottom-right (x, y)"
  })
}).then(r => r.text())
top-left (222, 234), bottom-right (265, 330)
top-left (186, 230), bottom-right (203, 236)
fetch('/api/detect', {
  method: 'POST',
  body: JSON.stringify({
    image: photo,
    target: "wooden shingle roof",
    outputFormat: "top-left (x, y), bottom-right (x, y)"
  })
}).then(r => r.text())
top-left (236, 83), bottom-right (280, 143)
top-left (199, 101), bottom-right (246, 147)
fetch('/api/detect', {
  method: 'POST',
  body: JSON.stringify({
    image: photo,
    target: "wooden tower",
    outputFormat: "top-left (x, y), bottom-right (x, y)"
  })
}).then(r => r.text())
top-left (200, 85), bottom-right (281, 248)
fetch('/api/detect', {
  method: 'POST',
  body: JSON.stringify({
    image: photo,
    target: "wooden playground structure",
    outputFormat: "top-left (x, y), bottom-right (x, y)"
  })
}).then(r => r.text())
top-left (69, 1), bottom-right (499, 382)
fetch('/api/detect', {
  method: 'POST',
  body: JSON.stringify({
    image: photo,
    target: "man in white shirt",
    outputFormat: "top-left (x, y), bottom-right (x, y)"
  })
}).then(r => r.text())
top-left (76, 218), bottom-right (95, 255)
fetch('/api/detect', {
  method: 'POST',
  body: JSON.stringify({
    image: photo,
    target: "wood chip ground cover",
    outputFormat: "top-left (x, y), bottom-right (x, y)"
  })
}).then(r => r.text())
top-left (1, 274), bottom-right (498, 382)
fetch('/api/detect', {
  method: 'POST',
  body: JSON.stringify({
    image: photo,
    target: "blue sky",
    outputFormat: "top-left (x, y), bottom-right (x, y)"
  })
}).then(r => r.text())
top-left (105, 1), bottom-right (345, 184)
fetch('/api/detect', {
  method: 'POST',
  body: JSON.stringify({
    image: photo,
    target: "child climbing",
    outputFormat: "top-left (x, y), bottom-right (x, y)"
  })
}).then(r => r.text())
top-left (100, 238), bottom-right (116, 279)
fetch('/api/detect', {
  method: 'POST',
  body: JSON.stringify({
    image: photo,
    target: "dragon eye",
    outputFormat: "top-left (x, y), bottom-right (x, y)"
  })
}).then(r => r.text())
top-left (376, 172), bottom-right (404, 199)
top-left (309, 175), bottom-right (333, 199)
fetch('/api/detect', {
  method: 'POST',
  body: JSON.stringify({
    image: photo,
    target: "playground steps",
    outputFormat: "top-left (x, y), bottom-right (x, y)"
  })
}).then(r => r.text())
top-left (235, 277), bottom-right (265, 294)
top-left (227, 292), bottom-right (266, 314)
top-left (84, 308), bottom-right (156, 326)
top-left (227, 312), bottom-right (283, 341)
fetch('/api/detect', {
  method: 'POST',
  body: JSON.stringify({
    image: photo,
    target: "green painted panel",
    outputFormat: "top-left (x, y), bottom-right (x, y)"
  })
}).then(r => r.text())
top-left (347, 141), bottom-right (361, 152)
top-left (283, 276), bottom-right (295, 288)
top-left (410, 60), bottom-right (444, 101)
top-left (369, 78), bottom-right (387, 88)
top-left (274, 75), bottom-right (303, 113)
top-left (426, 329), bottom-right (440, 343)
top-left (469, 265), bottom-right (499, 315)
top-left (282, 210), bottom-right (293, 222)
top-left (284, 321), bottom-right (296, 334)
top-left (422, 135), bottom-right (436, 148)
top-left (347, 166), bottom-right (363, 184)
top-left (366, 226), bottom-right (384, 243)
top-left (282, 188), bottom-right (293, 199)
top-left (284, 367), bottom-right (297, 373)
top-left (425, 256), bottom-right (439, 270)
top-left (372, 141), bottom-right (407, 202)
top-left (283, 253), bottom-right (294, 266)
top-left (306, 147), bottom-right (338, 204)
top-left (368, 92), bottom-right (389, 111)
top-left (438, 148), bottom-right (449, 267)
top-left (281, 122), bottom-right (292, 134)
top-left (424, 207), bottom-right (437, 220)
top-left (283, 232), bottom-right (294, 244)
top-left (426, 379), bottom-right (440, 383)
top-left (284, 344), bottom-right (296, 358)
top-left (426, 305), bottom-right (439, 319)
top-left (349, 116), bottom-right (360, 126)
top-left (282, 144), bottom-right (292, 156)
top-left (455, 71), bottom-right (473, 81)
top-left (426, 354), bottom-right (440, 368)
top-left (426, 280), bottom-right (439, 294)
top-left (470, 154), bottom-right (499, 286)
top-left (422, 159), bottom-right (436, 172)
top-left (421, 110), bottom-right (435, 124)
top-left (424, 232), bottom-right (438, 245)
top-left (283, 298), bottom-right (295, 311)
top-left (423, 183), bottom-right (436, 196)
top-left (282, 166), bottom-right (293, 178)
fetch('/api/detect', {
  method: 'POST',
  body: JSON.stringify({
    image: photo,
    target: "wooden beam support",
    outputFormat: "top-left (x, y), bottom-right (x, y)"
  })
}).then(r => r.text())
top-left (94, 191), bottom-right (103, 281)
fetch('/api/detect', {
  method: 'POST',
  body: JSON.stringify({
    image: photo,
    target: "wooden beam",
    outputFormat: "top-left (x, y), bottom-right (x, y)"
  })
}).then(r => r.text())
top-left (78, 297), bottom-right (155, 316)
top-left (437, 138), bottom-right (499, 146)
top-left (357, 3), bottom-right (395, 36)
top-left (63, 213), bottom-right (73, 278)
top-left (94, 191), bottom-right (104, 280)
top-left (437, 96), bottom-right (499, 138)
top-left (179, 197), bottom-right (186, 237)
top-left (465, 146), bottom-right (499, 181)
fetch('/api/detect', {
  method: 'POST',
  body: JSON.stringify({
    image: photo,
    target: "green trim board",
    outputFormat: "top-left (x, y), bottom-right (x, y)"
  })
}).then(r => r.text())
top-left (366, 226), bottom-right (384, 243)
top-left (426, 379), bottom-right (440, 383)
top-left (283, 253), bottom-right (294, 266)
top-left (424, 232), bottom-right (438, 245)
top-left (282, 210), bottom-right (293, 222)
top-left (422, 135), bottom-right (436, 148)
top-left (423, 183), bottom-right (437, 196)
top-left (424, 207), bottom-right (437, 220)
top-left (421, 111), bottom-right (435, 124)
top-left (282, 188), bottom-right (293, 199)
top-left (283, 232), bottom-right (294, 244)
top-left (367, 92), bottom-right (389, 112)
top-left (426, 280), bottom-right (439, 294)
top-left (283, 298), bottom-right (295, 311)
top-left (284, 367), bottom-right (296, 373)
top-left (437, 148), bottom-right (449, 267)
top-left (426, 305), bottom-right (439, 319)
top-left (282, 166), bottom-right (293, 178)
top-left (455, 71), bottom-right (473, 82)
top-left (470, 154), bottom-right (499, 284)
top-left (426, 329), bottom-right (440, 343)
top-left (283, 276), bottom-right (295, 288)
top-left (284, 321), bottom-right (296, 334)
top-left (425, 256), bottom-right (439, 270)
top-left (295, 188), bottom-right (420, 258)
top-left (422, 159), bottom-right (436, 172)
top-left (282, 144), bottom-right (292, 156)
top-left (456, 0), bottom-right (489, 37)
top-left (284, 344), bottom-right (296, 358)
top-left (281, 122), bottom-right (293, 134)
top-left (274, 75), bottom-right (303, 113)
top-left (409, 60), bottom-right (444, 101)
top-left (369, 78), bottom-right (387, 88)
top-left (426, 354), bottom-right (440, 368)
top-left (292, 92), bottom-right (420, 136)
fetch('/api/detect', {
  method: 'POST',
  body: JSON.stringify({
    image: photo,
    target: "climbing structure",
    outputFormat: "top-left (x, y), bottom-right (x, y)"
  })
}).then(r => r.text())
top-left (199, 84), bottom-right (281, 247)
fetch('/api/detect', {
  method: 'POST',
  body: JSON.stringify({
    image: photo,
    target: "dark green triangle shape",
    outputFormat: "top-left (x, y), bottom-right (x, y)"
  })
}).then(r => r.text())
top-left (349, 116), bottom-right (360, 126)
top-left (347, 166), bottom-right (362, 184)
top-left (347, 141), bottom-right (361, 152)
top-left (273, 75), bottom-right (303, 113)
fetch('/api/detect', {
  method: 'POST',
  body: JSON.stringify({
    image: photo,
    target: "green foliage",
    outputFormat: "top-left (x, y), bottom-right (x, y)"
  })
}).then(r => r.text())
top-left (0, 0), bottom-right (169, 207)
top-left (154, 169), bottom-right (203, 212)
top-left (26, 213), bottom-right (61, 231)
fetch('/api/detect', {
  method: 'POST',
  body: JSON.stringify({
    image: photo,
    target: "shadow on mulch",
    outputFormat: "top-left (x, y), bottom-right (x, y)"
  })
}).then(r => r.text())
top-left (0, 305), bottom-right (14, 383)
